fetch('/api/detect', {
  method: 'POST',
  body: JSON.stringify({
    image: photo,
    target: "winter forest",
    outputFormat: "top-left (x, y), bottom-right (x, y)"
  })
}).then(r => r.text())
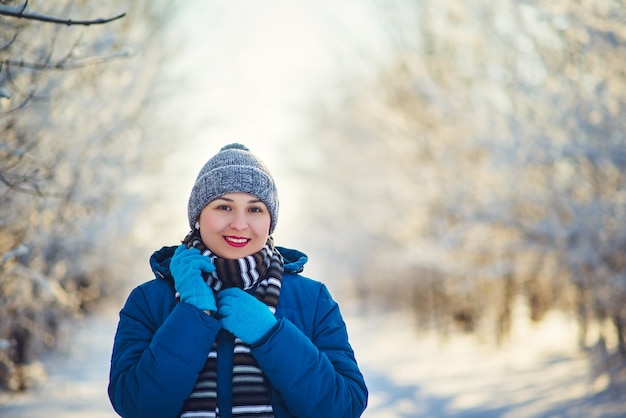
top-left (0, 0), bottom-right (172, 391)
top-left (298, 0), bottom-right (626, 404)
top-left (301, 0), bottom-right (626, 394)
top-left (1, 0), bottom-right (626, 417)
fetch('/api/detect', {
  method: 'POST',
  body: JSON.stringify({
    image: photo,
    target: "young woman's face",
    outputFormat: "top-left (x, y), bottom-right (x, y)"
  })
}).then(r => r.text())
top-left (198, 192), bottom-right (271, 259)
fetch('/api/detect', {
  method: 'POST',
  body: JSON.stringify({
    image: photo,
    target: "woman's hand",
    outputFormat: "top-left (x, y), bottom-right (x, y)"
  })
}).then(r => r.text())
top-left (170, 244), bottom-right (217, 312)
top-left (216, 288), bottom-right (277, 344)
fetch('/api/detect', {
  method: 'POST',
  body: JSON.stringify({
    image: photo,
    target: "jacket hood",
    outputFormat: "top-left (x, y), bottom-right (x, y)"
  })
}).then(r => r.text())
top-left (149, 245), bottom-right (308, 280)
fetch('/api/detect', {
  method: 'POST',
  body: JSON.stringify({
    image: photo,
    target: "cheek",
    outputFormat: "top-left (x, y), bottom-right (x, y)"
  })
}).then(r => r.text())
top-left (198, 209), bottom-right (220, 229)
top-left (255, 215), bottom-right (271, 235)
top-left (197, 212), bottom-right (220, 239)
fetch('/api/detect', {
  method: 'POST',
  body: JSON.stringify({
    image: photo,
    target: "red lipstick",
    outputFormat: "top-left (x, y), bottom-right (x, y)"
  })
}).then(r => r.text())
top-left (224, 236), bottom-right (249, 248)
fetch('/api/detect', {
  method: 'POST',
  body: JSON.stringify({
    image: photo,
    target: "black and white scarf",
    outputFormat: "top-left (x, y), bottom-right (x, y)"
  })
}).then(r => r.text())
top-left (178, 228), bottom-right (283, 418)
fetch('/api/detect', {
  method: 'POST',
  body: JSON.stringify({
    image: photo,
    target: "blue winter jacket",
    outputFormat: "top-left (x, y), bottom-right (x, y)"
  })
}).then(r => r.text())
top-left (108, 245), bottom-right (368, 418)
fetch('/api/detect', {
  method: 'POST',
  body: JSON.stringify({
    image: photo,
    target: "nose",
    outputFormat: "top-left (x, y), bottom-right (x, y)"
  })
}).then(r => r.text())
top-left (229, 211), bottom-right (248, 230)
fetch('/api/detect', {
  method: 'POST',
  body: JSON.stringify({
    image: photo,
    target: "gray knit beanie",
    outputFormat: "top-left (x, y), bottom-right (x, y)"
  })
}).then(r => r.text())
top-left (187, 143), bottom-right (279, 234)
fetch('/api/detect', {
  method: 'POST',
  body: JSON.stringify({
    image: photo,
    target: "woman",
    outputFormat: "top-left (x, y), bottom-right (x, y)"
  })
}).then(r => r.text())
top-left (108, 143), bottom-right (368, 418)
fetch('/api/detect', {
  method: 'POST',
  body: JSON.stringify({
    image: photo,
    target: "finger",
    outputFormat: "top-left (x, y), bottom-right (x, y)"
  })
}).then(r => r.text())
top-left (196, 258), bottom-right (216, 273)
top-left (217, 304), bottom-right (232, 317)
top-left (171, 245), bottom-right (187, 268)
top-left (216, 294), bottom-right (233, 307)
top-left (187, 257), bottom-right (211, 271)
top-left (179, 248), bottom-right (201, 262)
top-left (217, 288), bottom-right (237, 300)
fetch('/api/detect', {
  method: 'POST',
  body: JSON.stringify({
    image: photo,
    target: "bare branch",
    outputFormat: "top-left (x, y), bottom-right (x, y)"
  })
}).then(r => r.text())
top-left (0, 32), bottom-right (18, 51)
top-left (1, 48), bottom-right (133, 71)
top-left (0, 169), bottom-right (65, 198)
top-left (0, 90), bottom-right (34, 114)
top-left (0, 3), bottom-right (126, 26)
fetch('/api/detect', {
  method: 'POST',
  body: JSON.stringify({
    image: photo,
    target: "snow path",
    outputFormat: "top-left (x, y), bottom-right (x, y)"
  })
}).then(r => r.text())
top-left (0, 305), bottom-right (625, 417)
top-left (348, 309), bottom-right (623, 418)
top-left (0, 307), bottom-right (119, 418)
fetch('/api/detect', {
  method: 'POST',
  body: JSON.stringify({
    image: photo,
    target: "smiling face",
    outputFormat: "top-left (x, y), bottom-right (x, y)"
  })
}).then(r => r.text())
top-left (197, 192), bottom-right (271, 259)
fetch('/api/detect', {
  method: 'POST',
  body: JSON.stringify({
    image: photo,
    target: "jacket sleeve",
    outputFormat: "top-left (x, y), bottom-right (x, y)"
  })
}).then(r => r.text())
top-left (108, 282), bottom-right (222, 418)
top-left (251, 283), bottom-right (368, 418)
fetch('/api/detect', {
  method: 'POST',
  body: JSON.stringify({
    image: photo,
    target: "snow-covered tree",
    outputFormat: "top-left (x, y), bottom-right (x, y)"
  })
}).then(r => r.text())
top-left (298, 0), bottom-right (626, 385)
top-left (0, 1), bottom-right (169, 391)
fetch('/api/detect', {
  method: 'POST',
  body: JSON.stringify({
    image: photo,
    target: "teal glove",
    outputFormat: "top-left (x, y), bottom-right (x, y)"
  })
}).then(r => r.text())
top-left (170, 244), bottom-right (216, 311)
top-left (216, 288), bottom-right (278, 344)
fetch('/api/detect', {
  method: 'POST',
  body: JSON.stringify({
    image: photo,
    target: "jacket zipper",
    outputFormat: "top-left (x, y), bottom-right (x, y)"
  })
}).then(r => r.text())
top-left (216, 329), bottom-right (235, 418)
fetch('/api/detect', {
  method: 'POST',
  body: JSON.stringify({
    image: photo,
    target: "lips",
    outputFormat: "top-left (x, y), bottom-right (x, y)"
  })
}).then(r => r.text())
top-left (224, 236), bottom-right (250, 248)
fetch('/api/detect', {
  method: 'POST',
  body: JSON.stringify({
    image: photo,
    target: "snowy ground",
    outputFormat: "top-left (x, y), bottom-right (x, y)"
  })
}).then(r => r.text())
top-left (0, 307), bottom-right (119, 418)
top-left (348, 307), bottom-right (626, 418)
top-left (0, 303), bottom-right (625, 418)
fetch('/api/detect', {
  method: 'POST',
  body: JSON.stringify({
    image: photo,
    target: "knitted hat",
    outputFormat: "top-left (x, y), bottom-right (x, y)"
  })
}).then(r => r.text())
top-left (187, 143), bottom-right (279, 234)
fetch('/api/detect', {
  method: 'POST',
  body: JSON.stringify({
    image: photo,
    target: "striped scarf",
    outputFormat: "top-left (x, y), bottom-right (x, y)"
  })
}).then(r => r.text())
top-left (178, 228), bottom-right (283, 418)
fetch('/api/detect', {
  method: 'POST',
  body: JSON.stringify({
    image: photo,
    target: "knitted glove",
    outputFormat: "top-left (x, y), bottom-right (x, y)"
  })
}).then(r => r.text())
top-left (216, 288), bottom-right (278, 345)
top-left (170, 244), bottom-right (217, 311)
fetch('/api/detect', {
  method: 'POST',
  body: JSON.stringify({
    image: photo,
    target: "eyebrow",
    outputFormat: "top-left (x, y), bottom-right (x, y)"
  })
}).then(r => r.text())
top-left (215, 196), bottom-right (262, 204)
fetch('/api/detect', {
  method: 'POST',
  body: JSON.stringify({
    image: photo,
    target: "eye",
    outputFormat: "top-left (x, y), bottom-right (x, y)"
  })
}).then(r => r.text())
top-left (249, 206), bottom-right (263, 213)
top-left (217, 204), bottom-right (231, 211)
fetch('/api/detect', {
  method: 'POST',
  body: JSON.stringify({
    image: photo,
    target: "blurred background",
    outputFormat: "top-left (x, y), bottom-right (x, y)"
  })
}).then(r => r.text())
top-left (1, 1), bottom-right (626, 417)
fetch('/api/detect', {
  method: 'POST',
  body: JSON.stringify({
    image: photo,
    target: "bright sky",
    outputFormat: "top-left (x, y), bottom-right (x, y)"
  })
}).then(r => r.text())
top-left (164, 0), bottom-right (389, 154)
top-left (151, 0), bottom-right (393, 243)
